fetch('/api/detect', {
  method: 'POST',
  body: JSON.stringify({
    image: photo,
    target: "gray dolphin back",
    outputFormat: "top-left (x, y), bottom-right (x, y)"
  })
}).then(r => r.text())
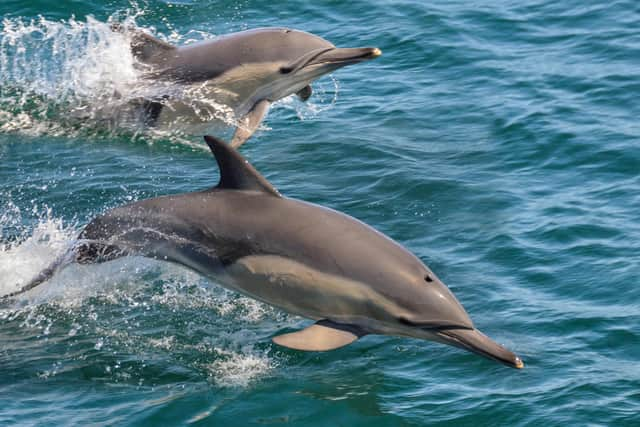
top-left (132, 28), bottom-right (334, 82)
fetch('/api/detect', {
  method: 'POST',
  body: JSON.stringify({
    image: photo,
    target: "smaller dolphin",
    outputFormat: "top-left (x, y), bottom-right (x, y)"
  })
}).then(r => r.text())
top-left (4, 136), bottom-right (523, 369)
top-left (122, 27), bottom-right (381, 147)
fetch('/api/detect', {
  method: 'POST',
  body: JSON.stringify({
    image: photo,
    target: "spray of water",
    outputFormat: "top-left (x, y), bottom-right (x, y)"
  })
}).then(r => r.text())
top-left (0, 14), bottom-right (135, 134)
top-left (0, 201), bottom-right (76, 297)
top-left (0, 11), bottom-right (339, 144)
top-left (0, 201), bottom-right (280, 386)
top-left (0, 8), bottom-right (337, 385)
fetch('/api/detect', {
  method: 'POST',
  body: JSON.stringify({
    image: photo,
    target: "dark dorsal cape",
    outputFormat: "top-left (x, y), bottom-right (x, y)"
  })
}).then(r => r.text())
top-left (203, 135), bottom-right (281, 197)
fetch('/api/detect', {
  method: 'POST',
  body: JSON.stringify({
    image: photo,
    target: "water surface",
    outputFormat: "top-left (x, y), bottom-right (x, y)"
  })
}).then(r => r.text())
top-left (1, 1), bottom-right (639, 425)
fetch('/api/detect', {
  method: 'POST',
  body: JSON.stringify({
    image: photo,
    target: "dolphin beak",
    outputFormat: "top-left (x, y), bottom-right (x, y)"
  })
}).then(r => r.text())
top-left (281, 47), bottom-right (381, 75)
top-left (437, 328), bottom-right (524, 369)
top-left (310, 47), bottom-right (382, 66)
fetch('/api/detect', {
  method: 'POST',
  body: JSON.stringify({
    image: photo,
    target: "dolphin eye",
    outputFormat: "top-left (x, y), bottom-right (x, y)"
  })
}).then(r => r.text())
top-left (425, 275), bottom-right (434, 283)
top-left (279, 66), bottom-right (293, 74)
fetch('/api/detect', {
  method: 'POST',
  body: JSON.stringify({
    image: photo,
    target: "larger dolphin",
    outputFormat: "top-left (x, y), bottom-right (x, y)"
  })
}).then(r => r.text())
top-left (5, 136), bottom-right (523, 369)
top-left (125, 27), bottom-right (381, 147)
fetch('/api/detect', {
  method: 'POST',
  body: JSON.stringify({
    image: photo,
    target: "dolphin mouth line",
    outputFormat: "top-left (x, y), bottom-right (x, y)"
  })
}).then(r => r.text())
top-left (303, 47), bottom-right (335, 66)
top-left (437, 329), bottom-right (524, 369)
top-left (398, 316), bottom-right (473, 331)
top-left (315, 48), bottom-right (382, 65)
top-left (300, 47), bottom-right (382, 70)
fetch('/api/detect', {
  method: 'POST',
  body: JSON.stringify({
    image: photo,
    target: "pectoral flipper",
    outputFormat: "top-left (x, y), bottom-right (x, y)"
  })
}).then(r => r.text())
top-left (273, 319), bottom-right (367, 351)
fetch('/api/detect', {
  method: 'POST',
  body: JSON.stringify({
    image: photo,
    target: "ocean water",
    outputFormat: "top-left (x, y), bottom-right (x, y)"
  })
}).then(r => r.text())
top-left (0, 0), bottom-right (638, 425)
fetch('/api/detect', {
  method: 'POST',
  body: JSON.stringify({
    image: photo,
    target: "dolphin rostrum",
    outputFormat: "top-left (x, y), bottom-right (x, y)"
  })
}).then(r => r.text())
top-left (5, 136), bottom-right (523, 369)
top-left (124, 27), bottom-right (381, 147)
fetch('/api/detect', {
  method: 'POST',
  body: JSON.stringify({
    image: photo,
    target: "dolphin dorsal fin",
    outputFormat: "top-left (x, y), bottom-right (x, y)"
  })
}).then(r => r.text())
top-left (130, 30), bottom-right (176, 64)
top-left (204, 135), bottom-right (281, 197)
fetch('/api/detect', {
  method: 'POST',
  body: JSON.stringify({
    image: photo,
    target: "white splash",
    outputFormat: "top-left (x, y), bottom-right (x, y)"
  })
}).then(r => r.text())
top-left (274, 75), bottom-right (340, 121)
top-left (0, 202), bottom-right (282, 388)
top-left (0, 11), bottom-right (340, 143)
top-left (0, 12), bottom-right (234, 140)
top-left (206, 347), bottom-right (275, 388)
top-left (0, 199), bottom-right (162, 302)
top-left (0, 202), bottom-right (76, 297)
top-left (0, 14), bottom-right (140, 133)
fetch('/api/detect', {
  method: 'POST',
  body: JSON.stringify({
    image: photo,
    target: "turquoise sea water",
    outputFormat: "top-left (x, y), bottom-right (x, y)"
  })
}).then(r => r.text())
top-left (1, 1), bottom-right (639, 425)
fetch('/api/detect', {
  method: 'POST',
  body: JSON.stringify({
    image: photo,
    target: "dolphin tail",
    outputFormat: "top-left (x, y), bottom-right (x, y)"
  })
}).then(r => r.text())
top-left (1, 241), bottom-right (127, 300)
top-left (1, 249), bottom-right (75, 300)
